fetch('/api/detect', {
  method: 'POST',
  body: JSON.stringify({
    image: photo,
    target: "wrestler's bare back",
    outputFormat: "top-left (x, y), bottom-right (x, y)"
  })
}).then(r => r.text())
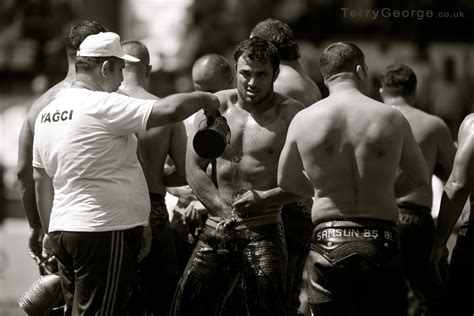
top-left (214, 89), bottom-right (302, 206)
top-left (394, 105), bottom-right (455, 207)
top-left (294, 89), bottom-right (414, 223)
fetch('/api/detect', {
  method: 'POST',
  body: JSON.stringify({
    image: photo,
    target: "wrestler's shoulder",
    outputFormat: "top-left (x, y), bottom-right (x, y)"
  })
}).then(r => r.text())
top-left (274, 67), bottom-right (321, 98)
top-left (273, 92), bottom-right (305, 120)
top-left (459, 113), bottom-right (474, 136)
top-left (411, 107), bottom-right (451, 135)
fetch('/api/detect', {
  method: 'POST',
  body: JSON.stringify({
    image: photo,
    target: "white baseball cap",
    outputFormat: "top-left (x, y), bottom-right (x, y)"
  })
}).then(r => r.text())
top-left (76, 32), bottom-right (140, 62)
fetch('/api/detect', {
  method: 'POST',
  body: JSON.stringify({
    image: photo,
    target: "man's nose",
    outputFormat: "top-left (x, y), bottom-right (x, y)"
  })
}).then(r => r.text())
top-left (247, 76), bottom-right (257, 86)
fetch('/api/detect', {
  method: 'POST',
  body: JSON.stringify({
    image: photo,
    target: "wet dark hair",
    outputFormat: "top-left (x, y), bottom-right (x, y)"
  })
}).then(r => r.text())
top-left (320, 42), bottom-right (365, 80)
top-left (66, 20), bottom-right (108, 60)
top-left (233, 36), bottom-right (280, 74)
top-left (250, 18), bottom-right (300, 61)
top-left (381, 64), bottom-right (417, 96)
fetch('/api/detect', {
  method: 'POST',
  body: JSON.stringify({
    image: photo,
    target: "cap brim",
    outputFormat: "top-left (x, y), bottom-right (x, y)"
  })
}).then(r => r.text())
top-left (118, 54), bottom-right (140, 62)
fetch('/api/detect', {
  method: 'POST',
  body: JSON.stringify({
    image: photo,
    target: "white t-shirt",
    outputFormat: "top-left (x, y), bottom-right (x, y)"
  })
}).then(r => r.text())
top-left (33, 88), bottom-right (155, 232)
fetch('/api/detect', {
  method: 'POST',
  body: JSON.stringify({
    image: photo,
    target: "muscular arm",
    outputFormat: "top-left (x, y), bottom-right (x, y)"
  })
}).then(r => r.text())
top-left (433, 120), bottom-right (456, 182)
top-left (146, 92), bottom-right (218, 129)
top-left (33, 167), bottom-right (54, 233)
top-left (186, 115), bottom-right (232, 218)
top-left (395, 115), bottom-right (430, 196)
top-left (277, 114), bottom-right (314, 197)
top-left (434, 117), bottom-right (474, 247)
top-left (164, 122), bottom-right (187, 187)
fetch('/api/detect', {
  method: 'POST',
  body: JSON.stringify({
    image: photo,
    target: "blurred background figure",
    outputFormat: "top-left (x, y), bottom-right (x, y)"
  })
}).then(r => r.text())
top-left (250, 18), bottom-right (321, 106)
top-left (118, 39), bottom-right (185, 316)
top-left (380, 64), bottom-right (456, 316)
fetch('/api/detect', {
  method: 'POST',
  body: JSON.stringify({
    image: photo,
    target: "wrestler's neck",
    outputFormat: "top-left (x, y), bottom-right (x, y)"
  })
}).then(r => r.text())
top-left (238, 91), bottom-right (276, 113)
top-left (382, 96), bottom-right (413, 108)
top-left (122, 70), bottom-right (147, 89)
top-left (383, 96), bottom-right (411, 107)
top-left (327, 80), bottom-right (361, 95)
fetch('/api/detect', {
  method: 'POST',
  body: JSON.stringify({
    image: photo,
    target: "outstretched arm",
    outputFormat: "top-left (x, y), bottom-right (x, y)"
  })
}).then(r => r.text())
top-left (146, 92), bottom-right (219, 129)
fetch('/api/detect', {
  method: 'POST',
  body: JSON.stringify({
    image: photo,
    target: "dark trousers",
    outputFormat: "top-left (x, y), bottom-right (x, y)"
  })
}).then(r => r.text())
top-left (398, 203), bottom-right (445, 316)
top-left (444, 224), bottom-right (474, 316)
top-left (308, 219), bottom-right (407, 316)
top-left (281, 199), bottom-right (313, 315)
top-left (49, 227), bottom-right (142, 316)
top-left (130, 194), bottom-right (180, 316)
top-left (171, 216), bottom-right (288, 316)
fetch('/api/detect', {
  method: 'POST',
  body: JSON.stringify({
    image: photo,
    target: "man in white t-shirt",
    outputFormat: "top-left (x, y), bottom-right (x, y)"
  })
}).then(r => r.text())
top-left (32, 32), bottom-right (218, 316)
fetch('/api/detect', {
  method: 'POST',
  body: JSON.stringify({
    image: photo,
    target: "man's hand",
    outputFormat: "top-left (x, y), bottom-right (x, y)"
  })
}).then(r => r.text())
top-left (429, 245), bottom-right (449, 286)
top-left (232, 190), bottom-right (267, 217)
top-left (184, 200), bottom-right (207, 227)
top-left (29, 228), bottom-right (44, 264)
top-left (138, 225), bottom-right (152, 262)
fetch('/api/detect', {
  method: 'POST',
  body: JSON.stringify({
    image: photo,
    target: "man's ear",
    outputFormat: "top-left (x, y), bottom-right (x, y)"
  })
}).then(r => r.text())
top-left (355, 64), bottom-right (367, 82)
top-left (100, 60), bottom-right (110, 77)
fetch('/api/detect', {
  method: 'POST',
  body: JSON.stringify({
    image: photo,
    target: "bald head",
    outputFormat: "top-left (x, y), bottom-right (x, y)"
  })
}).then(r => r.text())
top-left (192, 54), bottom-right (233, 93)
top-left (121, 40), bottom-right (151, 68)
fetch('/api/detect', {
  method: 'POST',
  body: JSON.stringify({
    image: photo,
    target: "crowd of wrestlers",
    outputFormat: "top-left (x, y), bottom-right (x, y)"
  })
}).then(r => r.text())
top-left (16, 17), bottom-right (474, 316)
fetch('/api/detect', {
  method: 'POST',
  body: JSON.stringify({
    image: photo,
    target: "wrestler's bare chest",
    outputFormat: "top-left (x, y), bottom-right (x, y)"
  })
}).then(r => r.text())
top-left (223, 106), bottom-right (288, 161)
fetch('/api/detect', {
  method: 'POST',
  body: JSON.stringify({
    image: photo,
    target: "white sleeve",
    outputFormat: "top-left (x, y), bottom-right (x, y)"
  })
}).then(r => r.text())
top-left (102, 92), bottom-right (154, 136)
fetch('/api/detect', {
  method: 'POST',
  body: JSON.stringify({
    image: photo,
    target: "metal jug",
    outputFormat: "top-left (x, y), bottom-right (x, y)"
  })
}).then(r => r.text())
top-left (193, 112), bottom-right (231, 159)
top-left (18, 273), bottom-right (63, 315)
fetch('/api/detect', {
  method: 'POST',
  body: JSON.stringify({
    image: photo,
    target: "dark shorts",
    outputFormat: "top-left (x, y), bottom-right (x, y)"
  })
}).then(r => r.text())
top-left (445, 222), bottom-right (474, 316)
top-left (130, 193), bottom-right (180, 316)
top-left (398, 202), bottom-right (444, 315)
top-left (49, 227), bottom-right (143, 316)
top-left (281, 198), bottom-right (313, 315)
top-left (171, 212), bottom-right (287, 316)
top-left (308, 218), bottom-right (407, 316)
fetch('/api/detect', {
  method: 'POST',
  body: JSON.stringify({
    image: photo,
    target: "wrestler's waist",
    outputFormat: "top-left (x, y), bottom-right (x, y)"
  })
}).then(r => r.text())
top-left (205, 212), bottom-right (282, 231)
top-left (398, 202), bottom-right (433, 225)
top-left (312, 218), bottom-right (398, 243)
